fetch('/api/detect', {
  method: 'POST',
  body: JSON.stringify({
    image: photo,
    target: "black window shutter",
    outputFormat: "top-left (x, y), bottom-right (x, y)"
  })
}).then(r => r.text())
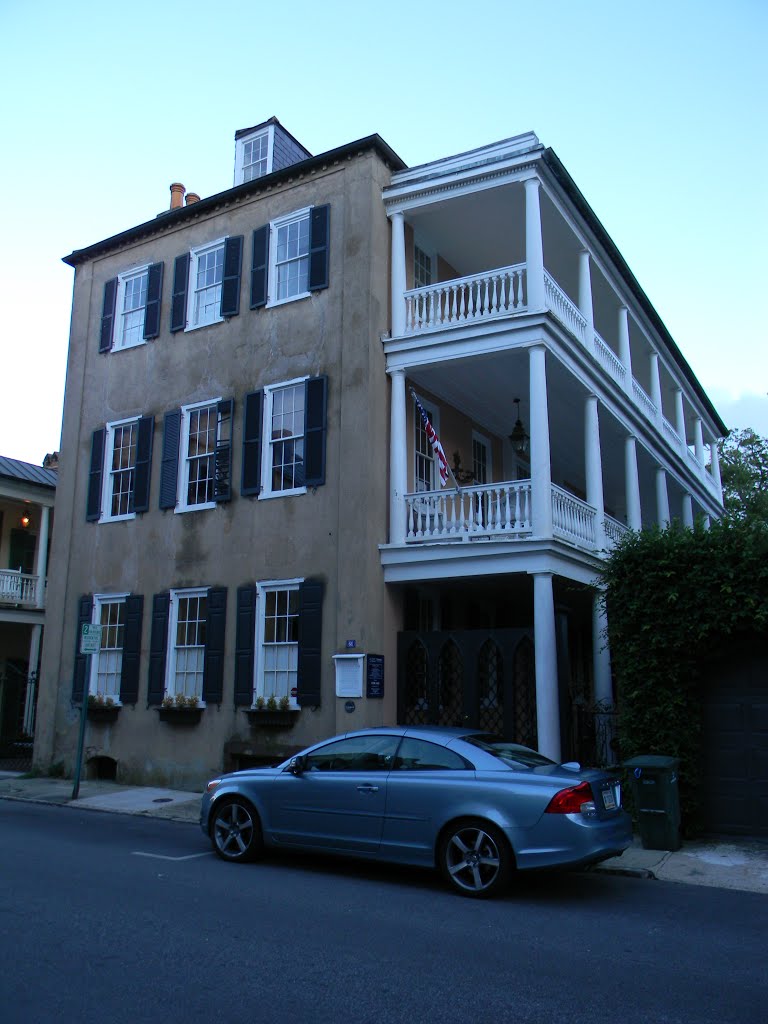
top-left (202, 587), bottom-right (227, 705)
top-left (133, 416), bottom-right (154, 514)
top-left (250, 226), bottom-right (269, 309)
top-left (241, 391), bottom-right (263, 496)
top-left (86, 428), bottom-right (105, 522)
top-left (143, 263), bottom-right (164, 340)
top-left (297, 579), bottom-right (324, 707)
top-left (304, 376), bottom-right (327, 487)
top-left (72, 595), bottom-right (94, 702)
top-left (234, 584), bottom-right (256, 706)
top-left (120, 594), bottom-right (144, 704)
top-left (100, 279), bottom-right (117, 353)
top-left (214, 399), bottom-right (233, 503)
top-left (170, 253), bottom-right (190, 333)
top-left (147, 593), bottom-right (170, 705)
top-left (220, 236), bottom-right (243, 318)
top-left (159, 410), bottom-right (181, 509)
top-left (308, 205), bottom-right (330, 292)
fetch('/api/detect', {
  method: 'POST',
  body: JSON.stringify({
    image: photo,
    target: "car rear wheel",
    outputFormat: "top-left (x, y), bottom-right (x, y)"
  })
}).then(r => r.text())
top-left (211, 797), bottom-right (262, 863)
top-left (439, 819), bottom-right (512, 898)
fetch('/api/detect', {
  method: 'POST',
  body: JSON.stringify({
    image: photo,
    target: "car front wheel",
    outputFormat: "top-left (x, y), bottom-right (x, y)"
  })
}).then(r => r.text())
top-left (439, 819), bottom-right (512, 898)
top-left (211, 797), bottom-right (262, 863)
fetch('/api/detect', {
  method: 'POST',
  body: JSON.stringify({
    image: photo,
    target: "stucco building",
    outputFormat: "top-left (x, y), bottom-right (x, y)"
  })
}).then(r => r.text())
top-left (34, 120), bottom-right (725, 787)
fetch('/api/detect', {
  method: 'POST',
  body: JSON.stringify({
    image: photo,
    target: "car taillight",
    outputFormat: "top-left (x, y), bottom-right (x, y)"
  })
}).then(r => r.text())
top-left (545, 781), bottom-right (596, 814)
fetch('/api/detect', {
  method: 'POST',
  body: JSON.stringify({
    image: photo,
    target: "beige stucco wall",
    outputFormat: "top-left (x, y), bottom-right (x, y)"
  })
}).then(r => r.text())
top-left (35, 150), bottom-right (402, 789)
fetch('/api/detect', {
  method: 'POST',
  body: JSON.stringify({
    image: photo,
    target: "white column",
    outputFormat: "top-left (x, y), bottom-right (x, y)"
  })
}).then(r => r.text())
top-left (389, 369), bottom-right (408, 544)
top-left (24, 625), bottom-right (43, 735)
top-left (578, 249), bottom-right (594, 351)
top-left (34, 504), bottom-right (50, 609)
top-left (656, 467), bottom-right (670, 527)
top-left (710, 441), bottom-right (723, 501)
top-left (682, 493), bottom-right (694, 528)
top-left (533, 572), bottom-right (560, 762)
top-left (529, 345), bottom-right (552, 538)
top-left (625, 435), bottom-right (642, 530)
top-left (649, 351), bottom-right (662, 424)
top-left (524, 177), bottom-right (545, 311)
top-left (694, 418), bottom-right (705, 465)
top-left (390, 212), bottom-right (406, 337)
top-left (618, 306), bottom-right (633, 395)
top-left (674, 389), bottom-right (686, 449)
top-left (585, 394), bottom-right (606, 550)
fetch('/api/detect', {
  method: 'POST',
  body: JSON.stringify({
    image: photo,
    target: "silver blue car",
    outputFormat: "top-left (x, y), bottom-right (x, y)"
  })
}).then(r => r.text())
top-left (200, 726), bottom-right (632, 898)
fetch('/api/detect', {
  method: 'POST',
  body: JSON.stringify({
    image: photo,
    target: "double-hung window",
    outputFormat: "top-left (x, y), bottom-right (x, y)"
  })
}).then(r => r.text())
top-left (272, 209), bottom-right (310, 304)
top-left (168, 589), bottom-right (207, 701)
top-left (89, 595), bottom-right (128, 703)
top-left (171, 236), bottom-right (243, 332)
top-left (241, 131), bottom-right (269, 182)
top-left (99, 263), bottom-right (163, 353)
top-left (159, 399), bottom-right (233, 512)
top-left (257, 581), bottom-right (300, 706)
top-left (241, 376), bottom-right (327, 499)
top-left (249, 206), bottom-right (330, 309)
top-left (87, 416), bottom-right (154, 523)
top-left (414, 244), bottom-right (433, 289)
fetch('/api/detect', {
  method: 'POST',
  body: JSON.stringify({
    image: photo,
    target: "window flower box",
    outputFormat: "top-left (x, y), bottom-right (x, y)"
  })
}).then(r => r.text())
top-left (87, 705), bottom-right (120, 724)
top-left (245, 709), bottom-right (300, 729)
top-left (157, 707), bottom-right (203, 725)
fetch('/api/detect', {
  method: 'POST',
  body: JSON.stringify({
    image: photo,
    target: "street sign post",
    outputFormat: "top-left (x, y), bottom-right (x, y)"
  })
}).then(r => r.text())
top-left (72, 624), bottom-right (103, 800)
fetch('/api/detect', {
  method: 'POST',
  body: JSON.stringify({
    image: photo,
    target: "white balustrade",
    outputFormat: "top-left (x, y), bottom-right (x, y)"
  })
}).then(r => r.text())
top-left (544, 272), bottom-right (587, 344)
top-left (405, 481), bottom-right (532, 541)
top-left (663, 418), bottom-right (682, 448)
top-left (403, 265), bottom-right (526, 335)
top-left (551, 486), bottom-right (596, 546)
top-left (0, 569), bottom-right (39, 605)
top-left (604, 515), bottom-right (630, 548)
top-left (594, 331), bottom-right (626, 386)
top-left (632, 380), bottom-right (657, 421)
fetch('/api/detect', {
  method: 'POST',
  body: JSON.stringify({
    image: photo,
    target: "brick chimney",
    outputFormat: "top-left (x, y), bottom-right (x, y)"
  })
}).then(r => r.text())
top-left (185, 192), bottom-right (201, 205)
top-left (169, 183), bottom-right (186, 210)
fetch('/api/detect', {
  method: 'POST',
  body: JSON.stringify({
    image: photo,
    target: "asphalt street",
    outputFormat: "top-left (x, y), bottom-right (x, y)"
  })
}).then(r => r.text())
top-left (1, 800), bottom-right (766, 1024)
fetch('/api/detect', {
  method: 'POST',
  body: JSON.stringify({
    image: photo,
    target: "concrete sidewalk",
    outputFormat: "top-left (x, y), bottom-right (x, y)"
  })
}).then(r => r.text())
top-left (1, 771), bottom-right (766, 895)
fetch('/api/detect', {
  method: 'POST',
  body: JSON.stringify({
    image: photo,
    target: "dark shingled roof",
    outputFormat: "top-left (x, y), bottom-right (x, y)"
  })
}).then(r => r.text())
top-left (0, 456), bottom-right (57, 489)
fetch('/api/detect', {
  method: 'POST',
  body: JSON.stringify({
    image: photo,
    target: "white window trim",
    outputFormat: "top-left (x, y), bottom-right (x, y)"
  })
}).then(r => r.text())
top-left (266, 206), bottom-right (312, 308)
top-left (252, 577), bottom-right (303, 709)
top-left (100, 416), bottom-right (141, 524)
top-left (88, 592), bottom-right (130, 703)
top-left (185, 237), bottom-right (226, 332)
top-left (472, 430), bottom-right (493, 484)
top-left (114, 263), bottom-right (150, 351)
top-left (413, 395), bottom-right (441, 492)
top-left (259, 376), bottom-right (309, 500)
top-left (413, 238), bottom-right (438, 290)
top-left (175, 398), bottom-right (222, 514)
top-left (234, 125), bottom-right (275, 186)
top-left (166, 587), bottom-right (209, 705)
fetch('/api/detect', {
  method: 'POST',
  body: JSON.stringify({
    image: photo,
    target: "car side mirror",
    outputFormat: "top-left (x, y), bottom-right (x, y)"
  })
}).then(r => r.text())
top-left (288, 755), bottom-right (306, 776)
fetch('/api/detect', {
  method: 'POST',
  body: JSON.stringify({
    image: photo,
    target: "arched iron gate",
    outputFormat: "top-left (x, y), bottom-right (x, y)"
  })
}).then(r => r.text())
top-left (397, 629), bottom-right (537, 747)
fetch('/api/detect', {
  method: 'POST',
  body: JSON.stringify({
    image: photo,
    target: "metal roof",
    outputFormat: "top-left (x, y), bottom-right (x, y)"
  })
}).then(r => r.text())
top-left (0, 456), bottom-right (57, 490)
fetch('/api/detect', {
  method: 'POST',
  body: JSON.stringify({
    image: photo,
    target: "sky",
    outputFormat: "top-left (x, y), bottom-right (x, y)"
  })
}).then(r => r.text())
top-left (1, 0), bottom-right (766, 466)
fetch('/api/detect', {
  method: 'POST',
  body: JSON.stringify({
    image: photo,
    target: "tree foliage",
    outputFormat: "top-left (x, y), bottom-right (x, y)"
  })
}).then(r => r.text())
top-left (599, 518), bottom-right (768, 833)
top-left (717, 427), bottom-right (768, 524)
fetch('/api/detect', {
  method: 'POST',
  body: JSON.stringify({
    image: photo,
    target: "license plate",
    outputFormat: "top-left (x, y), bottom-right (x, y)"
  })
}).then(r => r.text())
top-left (602, 788), bottom-right (616, 810)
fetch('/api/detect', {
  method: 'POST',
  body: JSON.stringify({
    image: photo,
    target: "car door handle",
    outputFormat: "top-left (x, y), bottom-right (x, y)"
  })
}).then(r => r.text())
top-left (356, 784), bottom-right (379, 794)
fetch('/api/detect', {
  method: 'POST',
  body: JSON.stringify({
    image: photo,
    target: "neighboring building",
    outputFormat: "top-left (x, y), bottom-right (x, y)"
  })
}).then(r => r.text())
top-left (0, 455), bottom-right (56, 766)
top-left (35, 120), bottom-right (725, 788)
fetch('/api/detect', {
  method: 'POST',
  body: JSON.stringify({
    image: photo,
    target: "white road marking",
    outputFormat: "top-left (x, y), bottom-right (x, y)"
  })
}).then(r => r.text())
top-left (132, 851), bottom-right (212, 861)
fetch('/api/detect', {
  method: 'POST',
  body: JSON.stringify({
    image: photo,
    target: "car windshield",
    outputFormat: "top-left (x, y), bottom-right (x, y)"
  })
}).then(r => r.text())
top-left (463, 734), bottom-right (556, 769)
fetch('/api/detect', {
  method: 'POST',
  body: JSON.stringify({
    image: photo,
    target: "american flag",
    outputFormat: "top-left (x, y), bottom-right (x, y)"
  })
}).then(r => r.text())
top-left (411, 390), bottom-right (449, 487)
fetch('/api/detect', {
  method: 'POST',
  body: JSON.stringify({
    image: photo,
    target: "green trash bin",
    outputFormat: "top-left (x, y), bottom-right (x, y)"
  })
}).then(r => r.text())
top-left (623, 755), bottom-right (681, 851)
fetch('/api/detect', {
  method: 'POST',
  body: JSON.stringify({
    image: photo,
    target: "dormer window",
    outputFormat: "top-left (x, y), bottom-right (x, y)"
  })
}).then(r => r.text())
top-left (234, 118), bottom-right (312, 186)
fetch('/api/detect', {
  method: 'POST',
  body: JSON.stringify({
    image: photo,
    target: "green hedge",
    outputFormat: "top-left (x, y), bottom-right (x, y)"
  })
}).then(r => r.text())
top-left (600, 519), bottom-right (768, 834)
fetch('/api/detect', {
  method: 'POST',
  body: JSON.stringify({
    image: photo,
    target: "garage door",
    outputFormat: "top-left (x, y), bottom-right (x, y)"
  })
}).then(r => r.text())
top-left (701, 642), bottom-right (768, 836)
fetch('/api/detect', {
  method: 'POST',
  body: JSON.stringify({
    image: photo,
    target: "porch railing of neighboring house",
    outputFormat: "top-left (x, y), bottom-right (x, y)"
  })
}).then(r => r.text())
top-left (604, 514), bottom-right (630, 548)
top-left (405, 480), bottom-right (533, 542)
top-left (0, 569), bottom-right (40, 606)
top-left (403, 264), bottom-right (527, 335)
top-left (551, 486), bottom-right (597, 547)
